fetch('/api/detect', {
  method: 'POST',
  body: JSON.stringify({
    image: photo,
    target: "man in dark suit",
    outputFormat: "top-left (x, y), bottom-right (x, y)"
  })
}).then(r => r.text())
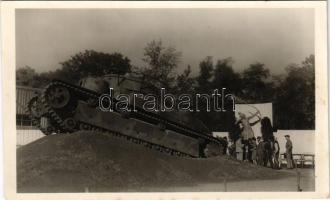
top-left (285, 135), bottom-right (294, 169)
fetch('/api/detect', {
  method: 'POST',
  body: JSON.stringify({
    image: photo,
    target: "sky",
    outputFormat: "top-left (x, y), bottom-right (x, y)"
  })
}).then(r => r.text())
top-left (16, 8), bottom-right (314, 75)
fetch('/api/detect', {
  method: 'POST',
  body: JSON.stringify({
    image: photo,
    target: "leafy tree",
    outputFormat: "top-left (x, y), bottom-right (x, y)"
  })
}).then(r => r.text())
top-left (16, 50), bottom-right (132, 87)
top-left (16, 66), bottom-right (40, 87)
top-left (59, 50), bottom-right (132, 84)
top-left (210, 58), bottom-right (239, 133)
top-left (194, 57), bottom-right (238, 132)
top-left (196, 56), bottom-right (213, 93)
top-left (241, 63), bottom-right (274, 102)
top-left (212, 57), bottom-right (242, 95)
top-left (274, 55), bottom-right (315, 129)
top-left (141, 40), bottom-right (182, 90)
top-left (173, 65), bottom-right (195, 95)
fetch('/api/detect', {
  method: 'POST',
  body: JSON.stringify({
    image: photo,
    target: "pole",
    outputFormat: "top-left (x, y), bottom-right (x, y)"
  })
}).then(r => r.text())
top-left (224, 176), bottom-right (227, 192)
top-left (296, 169), bottom-right (302, 191)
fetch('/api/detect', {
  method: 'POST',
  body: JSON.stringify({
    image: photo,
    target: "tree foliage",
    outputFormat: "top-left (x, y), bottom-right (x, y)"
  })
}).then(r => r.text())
top-left (196, 56), bottom-right (214, 93)
top-left (195, 57), bottom-right (238, 132)
top-left (193, 55), bottom-right (315, 131)
top-left (16, 66), bottom-right (40, 87)
top-left (212, 57), bottom-right (241, 95)
top-left (274, 55), bottom-right (315, 129)
top-left (141, 40), bottom-right (182, 90)
top-left (241, 63), bottom-right (274, 102)
top-left (16, 50), bottom-right (132, 86)
top-left (173, 65), bottom-right (195, 95)
top-left (16, 42), bottom-right (315, 130)
top-left (59, 50), bottom-right (131, 83)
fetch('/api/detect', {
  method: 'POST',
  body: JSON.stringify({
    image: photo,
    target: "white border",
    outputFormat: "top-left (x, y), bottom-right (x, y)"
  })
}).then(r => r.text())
top-left (1, 1), bottom-right (328, 199)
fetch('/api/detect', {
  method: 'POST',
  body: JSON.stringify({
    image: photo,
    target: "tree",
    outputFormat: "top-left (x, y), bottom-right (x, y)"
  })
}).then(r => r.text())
top-left (212, 57), bottom-right (242, 95)
top-left (173, 65), bottom-right (195, 95)
top-left (16, 50), bottom-right (132, 87)
top-left (59, 50), bottom-right (132, 84)
top-left (196, 56), bottom-right (214, 93)
top-left (194, 57), bottom-right (238, 132)
top-left (241, 63), bottom-right (273, 102)
top-left (141, 40), bottom-right (182, 90)
top-left (16, 66), bottom-right (40, 87)
top-left (274, 55), bottom-right (315, 129)
top-left (210, 58), bottom-right (239, 132)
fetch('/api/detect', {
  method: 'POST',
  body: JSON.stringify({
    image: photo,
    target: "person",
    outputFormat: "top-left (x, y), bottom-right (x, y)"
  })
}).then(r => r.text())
top-left (273, 137), bottom-right (280, 169)
top-left (228, 139), bottom-right (236, 158)
top-left (247, 138), bottom-right (253, 162)
top-left (263, 140), bottom-right (274, 168)
top-left (204, 147), bottom-right (210, 158)
top-left (256, 136), bottom-right (261, 144)
top-left (251, 137), bottom-right (257, 164)
top-left (256, 136), bottom-right (264, 165)
top-left (228, 118), bottom-right (242, 158)
top-left (261, 117), bottom-right (275, 142)
top-left (237, 111), bottom-right (260, 141)
top-left (260, 117), bottom-right (274, 168)
top-left (237, 111), bottom-right (261, 161)
top-left (222, 137), bottom-right (228, 155)
top-left (236, 136), bottom-right (244, 161)
top-left (285, 135), bottom-right (294, 169)
top-left (243, 140), bottom-right (249, 162)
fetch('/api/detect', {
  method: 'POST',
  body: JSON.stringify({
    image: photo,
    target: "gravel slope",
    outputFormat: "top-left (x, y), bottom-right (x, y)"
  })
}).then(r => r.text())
top-left (17, 131), bottom-right (292, 192)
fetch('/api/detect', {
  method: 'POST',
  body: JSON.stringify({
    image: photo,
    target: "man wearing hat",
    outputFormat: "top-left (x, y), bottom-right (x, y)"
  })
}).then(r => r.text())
top-left (285, 135), bottom-right (294, 169)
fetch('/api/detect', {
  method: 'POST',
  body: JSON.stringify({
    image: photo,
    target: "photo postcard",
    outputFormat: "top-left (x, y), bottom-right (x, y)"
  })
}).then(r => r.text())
top-left (1, 1), bottom-right (329, 199)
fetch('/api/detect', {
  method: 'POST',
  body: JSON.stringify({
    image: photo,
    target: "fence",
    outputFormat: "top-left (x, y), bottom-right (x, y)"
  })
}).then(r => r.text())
top-left (17, 128), bottom-right (45, 147)
top-left (280, 153), bottom-right (315, 168)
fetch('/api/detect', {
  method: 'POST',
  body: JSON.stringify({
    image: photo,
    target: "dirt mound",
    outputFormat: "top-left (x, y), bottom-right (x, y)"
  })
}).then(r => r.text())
top-left (17, 131), bottom-right (290, 192)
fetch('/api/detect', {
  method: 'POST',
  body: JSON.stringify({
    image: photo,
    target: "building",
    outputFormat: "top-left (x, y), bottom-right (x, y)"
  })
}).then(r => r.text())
top-left (16, 86), bottom-right (44, 146)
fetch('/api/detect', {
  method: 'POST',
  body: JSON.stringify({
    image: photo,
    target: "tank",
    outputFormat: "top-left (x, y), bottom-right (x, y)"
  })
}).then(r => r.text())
top-left (27, 73), bottom-right (225, 158)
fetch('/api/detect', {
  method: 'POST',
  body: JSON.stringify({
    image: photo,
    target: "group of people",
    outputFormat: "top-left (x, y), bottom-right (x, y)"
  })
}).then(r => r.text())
top-left (220, 111), bottom-right (294, 169)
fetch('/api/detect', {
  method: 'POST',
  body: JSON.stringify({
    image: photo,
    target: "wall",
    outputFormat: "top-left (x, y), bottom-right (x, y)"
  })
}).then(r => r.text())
top-left (17, 129), bottom-right (45, 146)
top-left (275, 130), bottom-right (314, 154)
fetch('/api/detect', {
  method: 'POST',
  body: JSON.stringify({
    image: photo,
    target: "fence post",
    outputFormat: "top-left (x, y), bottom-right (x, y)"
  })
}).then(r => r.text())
top-left (224, 176), bottom-right (227, 192)
top-left (296, 170), bottom-right (302, 191)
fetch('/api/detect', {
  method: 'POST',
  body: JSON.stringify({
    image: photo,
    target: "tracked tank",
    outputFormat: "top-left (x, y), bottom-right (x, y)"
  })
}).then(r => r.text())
top-left (27, 73), bottom-right (225, 158)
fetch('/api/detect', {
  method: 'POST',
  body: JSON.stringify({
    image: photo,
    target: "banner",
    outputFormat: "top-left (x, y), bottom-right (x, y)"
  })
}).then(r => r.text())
top-left (235, 103), bottom-right (273, 138)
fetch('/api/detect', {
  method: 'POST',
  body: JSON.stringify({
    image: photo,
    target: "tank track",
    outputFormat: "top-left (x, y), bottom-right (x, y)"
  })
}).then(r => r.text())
top-left (28, 80), bottom-right (224, 158)
top-left (45, 80), bottom-right (221, 143)
top-left (26, 96), bottom-right (55, 135)
top-left (34, 81), bottom-right (194, 158)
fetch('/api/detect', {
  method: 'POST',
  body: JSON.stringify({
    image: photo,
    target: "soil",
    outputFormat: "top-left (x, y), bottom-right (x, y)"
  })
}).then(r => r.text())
top-left (17, 131), bottom-right (293, 193)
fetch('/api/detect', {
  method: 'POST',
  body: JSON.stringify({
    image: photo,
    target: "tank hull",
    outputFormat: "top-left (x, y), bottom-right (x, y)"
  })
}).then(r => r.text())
top-left (27, 79), bottom-right (225, 158)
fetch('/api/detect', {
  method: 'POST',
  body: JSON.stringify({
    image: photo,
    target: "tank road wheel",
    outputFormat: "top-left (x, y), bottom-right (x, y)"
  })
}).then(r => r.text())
top-left (45, 126), bottom-right (55, 135)
top-left (27, 96), bottom-right (43, 118)
top-left (157, 122), bottom-right (166, 131)
top-left (79, 123), bottom-right (92, 131)
top-left (45, 85), bottom-right (70, 109)
top-left (63, 118), bottom-right (77, 132)
top-left (120, 111), bottom-right (131, 119)
top-left (204, 143), bottom-right (221, 157)
top-left (40, 117), bottom-right (54, 135)
top-left (86, 98), bottom-right (99, 107)
top-left (198, 138), bottom-right (207, 158)
top-left (40, 128), bottom-right (54, 136)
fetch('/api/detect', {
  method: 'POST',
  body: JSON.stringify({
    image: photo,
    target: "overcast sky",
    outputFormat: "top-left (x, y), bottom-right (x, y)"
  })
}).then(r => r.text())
top-left (16, 9), bottom-right (314, 75)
